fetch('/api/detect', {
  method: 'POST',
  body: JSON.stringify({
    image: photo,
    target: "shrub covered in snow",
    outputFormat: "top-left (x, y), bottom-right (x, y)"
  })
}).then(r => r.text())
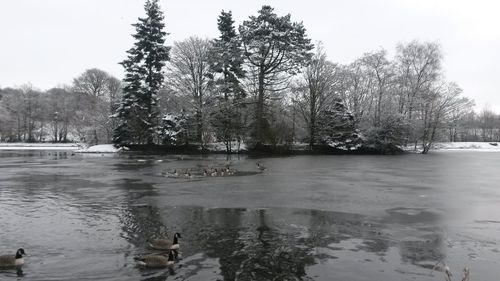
top-left (315, 99), bottom-right (363, 150)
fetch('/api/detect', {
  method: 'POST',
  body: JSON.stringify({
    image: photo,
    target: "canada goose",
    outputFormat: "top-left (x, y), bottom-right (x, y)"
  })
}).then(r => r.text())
top-left (0, 248), bottom-right (26, 267)
top-left (211, 169), bottom-right (218, 177)
top-left (203, 169), bottom-right (208, 176)
top-left (134, 250), bottom-right (175, 268)
top-left (171, 169), bottom-right (178, 177)
top-left (148, 233), bottom-right (181, 251)
top-left (256, 163), bottom-right (267, 172)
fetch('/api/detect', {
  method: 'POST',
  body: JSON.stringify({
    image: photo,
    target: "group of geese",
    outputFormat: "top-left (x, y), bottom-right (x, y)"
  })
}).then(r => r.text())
top-left (0, 233), bottom-right (182, 270)
top-left (134, 232), bottom-right (182, 269)
top-left (164, 162), bottom-right (267, 179)
top-left (164, 166), bottom-right (237, 179)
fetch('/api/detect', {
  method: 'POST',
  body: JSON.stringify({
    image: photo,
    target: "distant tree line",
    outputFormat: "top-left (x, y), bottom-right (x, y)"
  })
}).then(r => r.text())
top-left (2, 0), bottom-right (498, 153)
top-left (0, 69), bottom-right (122, 144)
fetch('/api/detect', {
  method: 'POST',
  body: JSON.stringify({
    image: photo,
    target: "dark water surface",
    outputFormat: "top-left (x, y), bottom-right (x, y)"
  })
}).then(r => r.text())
top-left (1, 151), bottom-right (499, 280)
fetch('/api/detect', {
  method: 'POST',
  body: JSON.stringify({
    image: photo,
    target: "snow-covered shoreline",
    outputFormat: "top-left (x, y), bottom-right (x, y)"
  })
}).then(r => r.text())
top-left (0, 143), bottom-right (81, 150)
top-left (0, 143), bottom-right (119, 153)
top-left (75, 144), bottom-right (120, 153)
top-left (2, 142), bottom-right (500, 153)
top-left (432, 142), bottom-right (500, 151)
top-left (403, 142), bottom-right (500, 153)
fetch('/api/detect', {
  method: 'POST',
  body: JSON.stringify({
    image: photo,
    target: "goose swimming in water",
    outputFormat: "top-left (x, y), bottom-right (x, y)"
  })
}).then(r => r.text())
top-left (0, 248), bottom-right (26, 267)
top-left (148, 233), bottom-right (181, 251)
top-left (134, 250), bottom-right (175, 268)
top-left (256, 163), bottom-right (267, 172)
top-left (211, 169), bottom-right (218, 177)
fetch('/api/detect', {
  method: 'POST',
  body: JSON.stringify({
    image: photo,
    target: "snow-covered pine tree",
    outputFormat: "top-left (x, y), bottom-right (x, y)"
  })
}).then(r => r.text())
top-left (315, 98), bottom-right (364, 150)
top-left (209, 10), bottom-right (246, 152)
top-left (210, 10), bottom-right (245, 101)
top-left (113, 0), bottom-right (169, 146)
top-left (159, 114), bottom-right (182, 145)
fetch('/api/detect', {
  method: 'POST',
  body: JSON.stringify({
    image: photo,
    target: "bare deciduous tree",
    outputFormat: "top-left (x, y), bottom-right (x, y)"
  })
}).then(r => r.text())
top-left (73, 68), bottom-right (121, 144)
top-left (360, 49), bottom-right (394, 126)
top-left (294, 44), bottom-right (339, 148)
top-left (166, 36), bottom-right (214, 147)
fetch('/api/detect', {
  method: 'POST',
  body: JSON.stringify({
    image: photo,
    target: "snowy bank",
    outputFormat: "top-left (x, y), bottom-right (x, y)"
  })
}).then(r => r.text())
top-left (204, 141), bottom-right (248, 153)
top-left (0, 143), bottom-right (81, 150)
top-left (75, 144), bottom-right (120, 153)
top-left (433, 142), bottom-right (500, 151)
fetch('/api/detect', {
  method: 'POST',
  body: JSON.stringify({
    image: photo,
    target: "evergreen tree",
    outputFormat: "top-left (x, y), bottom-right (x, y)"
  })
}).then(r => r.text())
top-left (316, 98), bottom-right (364, 150)
top-left (209, 10), bottom-right (246, 152)
top-left (159, 113), bottom-right (184, 145)
top-left (365, 113), bottom-right (408, 153)
top-left (210, 10), bottom-right (245, 100)
top-left (239, 6), bottom-right (314, 146)
top-left (113, 0), bottom-right (169, 146)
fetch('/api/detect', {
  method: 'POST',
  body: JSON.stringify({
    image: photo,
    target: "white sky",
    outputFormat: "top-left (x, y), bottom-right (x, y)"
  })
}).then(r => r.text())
top-left (1, 0), bottom-right (499, 111)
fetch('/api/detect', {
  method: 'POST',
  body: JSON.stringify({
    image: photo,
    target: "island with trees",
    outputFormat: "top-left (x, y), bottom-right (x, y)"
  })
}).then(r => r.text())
top-left (2, 0), bottom-right (497, 155)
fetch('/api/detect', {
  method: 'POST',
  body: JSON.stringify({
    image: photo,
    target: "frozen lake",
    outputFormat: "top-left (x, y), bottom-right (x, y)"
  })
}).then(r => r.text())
top-left (1, 151), bottom-right (499, 280)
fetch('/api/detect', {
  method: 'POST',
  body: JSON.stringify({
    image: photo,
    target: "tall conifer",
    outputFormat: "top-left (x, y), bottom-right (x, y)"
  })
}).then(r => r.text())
top-left (113, 0), bottom-right (169, 146)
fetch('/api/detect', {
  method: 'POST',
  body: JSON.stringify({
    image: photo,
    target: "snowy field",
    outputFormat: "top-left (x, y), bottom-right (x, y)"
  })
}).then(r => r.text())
top-left (433, 141), bottom-right (500, 151)
top-left (0, 143), bottom-right (81, 150)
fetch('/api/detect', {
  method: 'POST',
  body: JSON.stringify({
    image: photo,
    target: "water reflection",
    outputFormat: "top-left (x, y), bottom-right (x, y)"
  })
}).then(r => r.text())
top-left (384, 208), bottom-right (446, 268)
top-left (118, 203), bottom-right (445, 280)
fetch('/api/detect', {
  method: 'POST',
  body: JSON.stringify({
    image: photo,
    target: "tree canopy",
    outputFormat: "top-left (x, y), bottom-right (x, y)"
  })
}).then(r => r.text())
top-left (239, 5), bottom-right (314, 145)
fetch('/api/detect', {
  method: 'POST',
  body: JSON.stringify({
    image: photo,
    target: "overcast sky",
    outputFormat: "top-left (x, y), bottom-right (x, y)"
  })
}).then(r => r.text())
top-left (1, 0), bottom-right (499, 111)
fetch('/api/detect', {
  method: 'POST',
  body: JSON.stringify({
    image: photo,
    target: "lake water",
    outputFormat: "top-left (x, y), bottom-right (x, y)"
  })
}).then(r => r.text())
top-left (0, 151), bottom-right (499, 280)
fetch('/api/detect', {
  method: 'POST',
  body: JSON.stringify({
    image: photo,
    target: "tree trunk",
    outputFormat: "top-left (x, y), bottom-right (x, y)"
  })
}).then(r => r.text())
top-left (146, 100), bottom-right (154, 145)
top-left (255, 68), bottom-right (265, 145)
top-left (93, 129), bottom-right (99, 145)
top-left (196, 108), bottom-right (203, 148)
top-left (309, 92), bottom-right (316, 150)
top-left (376, 88), bottom-right (383, 126)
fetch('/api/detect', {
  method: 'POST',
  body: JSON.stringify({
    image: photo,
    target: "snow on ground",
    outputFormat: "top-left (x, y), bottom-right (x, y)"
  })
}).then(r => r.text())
top-left (204, 141), bottom-right (248, 152)
top-left (2, 141), bottom-right (499, 153)
top-left (0, 143), bottom-right (81, 150)
top-left (75, 144), bottom-right (119, 153)
top-left (433, 142), bottom-right (500, 151)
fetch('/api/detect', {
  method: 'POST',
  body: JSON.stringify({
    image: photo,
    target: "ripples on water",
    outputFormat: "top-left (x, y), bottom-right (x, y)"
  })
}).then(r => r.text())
top-left (1, 151), bottom-right (499, 280)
